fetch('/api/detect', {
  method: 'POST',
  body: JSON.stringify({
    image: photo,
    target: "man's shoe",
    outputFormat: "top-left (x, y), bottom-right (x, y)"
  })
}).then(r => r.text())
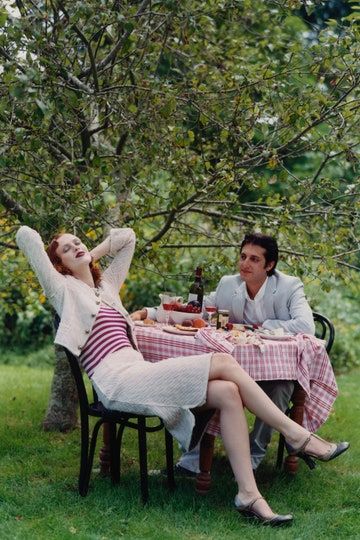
top-left (159, 464), bottom-right (197, 478)
top-left (174, 464), bottom-right (197, 478)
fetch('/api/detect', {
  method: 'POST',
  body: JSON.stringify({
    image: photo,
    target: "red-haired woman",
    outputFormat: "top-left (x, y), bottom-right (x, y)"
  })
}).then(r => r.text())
top-left (16, 225), bottom-right (349, 527)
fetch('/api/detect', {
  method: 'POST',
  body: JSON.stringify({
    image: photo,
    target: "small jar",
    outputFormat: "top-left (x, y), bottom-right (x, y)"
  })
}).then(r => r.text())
top-left (217, 309), bottom-right (229, 329)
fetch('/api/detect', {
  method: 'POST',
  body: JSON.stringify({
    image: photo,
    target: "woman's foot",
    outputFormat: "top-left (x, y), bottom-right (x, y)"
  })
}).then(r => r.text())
top-left (234, 494), bottom-right (293, 527)
top-left (288, 433), bottom-right (349, 464)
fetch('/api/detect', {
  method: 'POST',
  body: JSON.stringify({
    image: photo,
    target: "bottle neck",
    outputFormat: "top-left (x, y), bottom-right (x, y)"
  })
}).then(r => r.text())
top-left (194, 267), bottom-right (203, 280)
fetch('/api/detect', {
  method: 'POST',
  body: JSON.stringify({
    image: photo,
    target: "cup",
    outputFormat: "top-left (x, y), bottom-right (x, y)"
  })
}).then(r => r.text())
top-left (159, 292), bottom-right (181, 325)
top-left (205, 305), bottom-right (217, 326)
top-left (162, 302), bottom-right (174, 325)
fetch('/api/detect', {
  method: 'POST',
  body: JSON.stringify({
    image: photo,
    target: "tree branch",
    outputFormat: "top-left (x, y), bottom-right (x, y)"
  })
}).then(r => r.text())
top-left (180, 207), bottom-right (252, 224)
top-left (0, 188), bottom-right (28, 221)
top-left (0, 46), bottom-right (26, 74)
top-left (60, 69), bottom-right (94, 94)
top-left (58, 1), bottom-right (99, 92)
top-left (143, 209), bottom-right (177, 248)
top-left (79, 0), bottom-right (152, 79)
top-left (116, 132), bottom-right (129, 156)
top-left (0, 241), bottom-right (18, 250)
top-left (47, 137), bottom-right (73, 161)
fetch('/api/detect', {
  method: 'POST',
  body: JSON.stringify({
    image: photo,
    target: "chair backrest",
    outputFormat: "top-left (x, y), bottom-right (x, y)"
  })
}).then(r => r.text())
top-left (64, 347), bottom-right (91, 407)
top-left (312, 312), bottom-right (335, 354)
top-left (54, 314), bottom-right (92, 413)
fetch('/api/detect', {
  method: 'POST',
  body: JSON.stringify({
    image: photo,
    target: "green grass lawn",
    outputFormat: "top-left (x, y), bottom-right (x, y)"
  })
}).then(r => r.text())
top-left (0, 360), bottom-right (359, 540)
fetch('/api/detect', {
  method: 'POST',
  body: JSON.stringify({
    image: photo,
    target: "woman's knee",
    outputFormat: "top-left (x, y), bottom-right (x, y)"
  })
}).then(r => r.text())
top-left (212, 352), bottom-right (237, 369)
top-left (210, 352), bottom-right (237, 377)
top-left (208, 380), bottom-right (241, 408)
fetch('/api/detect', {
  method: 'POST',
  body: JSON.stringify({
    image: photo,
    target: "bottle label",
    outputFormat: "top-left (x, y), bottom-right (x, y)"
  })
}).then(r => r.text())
top-left (188, 293), bottom-right (198, 303)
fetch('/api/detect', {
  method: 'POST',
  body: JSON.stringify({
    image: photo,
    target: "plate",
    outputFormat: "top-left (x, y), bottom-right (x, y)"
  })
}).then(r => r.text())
top-left (134, 320), bottom-right (156, 327)
top-left (162, 325), bottom-right (198, 336)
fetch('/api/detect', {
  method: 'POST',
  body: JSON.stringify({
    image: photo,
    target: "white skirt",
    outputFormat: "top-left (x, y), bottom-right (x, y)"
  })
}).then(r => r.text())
top-left (91, 347), bottom-right (213, 450)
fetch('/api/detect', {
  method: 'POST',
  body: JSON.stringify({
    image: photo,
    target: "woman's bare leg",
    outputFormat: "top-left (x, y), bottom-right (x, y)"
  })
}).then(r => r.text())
top-left (205, 379), bottom-right (281, 518)
top-left (209, 353), bottom-right (337, 456)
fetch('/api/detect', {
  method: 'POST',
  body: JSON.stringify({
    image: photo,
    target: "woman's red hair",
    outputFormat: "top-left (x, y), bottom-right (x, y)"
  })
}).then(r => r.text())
top-left (46, 233), bottom-right (102, 287)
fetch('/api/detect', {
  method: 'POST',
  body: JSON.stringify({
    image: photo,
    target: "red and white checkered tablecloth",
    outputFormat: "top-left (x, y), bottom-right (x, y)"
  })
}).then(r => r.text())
top-left (134, 325), bottom-right (338, 435)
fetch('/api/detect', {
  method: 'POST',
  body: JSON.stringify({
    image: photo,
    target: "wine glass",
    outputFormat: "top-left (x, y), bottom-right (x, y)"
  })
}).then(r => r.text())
top-left (205, 305), bottom-right (217, 326)
top-left (162, 302), bottom-right (173, 326)
top-left (159, 291), bottom-right (178, 325)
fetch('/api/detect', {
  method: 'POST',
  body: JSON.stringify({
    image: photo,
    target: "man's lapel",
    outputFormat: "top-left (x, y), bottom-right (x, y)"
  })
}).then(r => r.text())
top-left (262, 274), bottom-right (277, 318)
top-left (231, 281), bottom-right (246, 321)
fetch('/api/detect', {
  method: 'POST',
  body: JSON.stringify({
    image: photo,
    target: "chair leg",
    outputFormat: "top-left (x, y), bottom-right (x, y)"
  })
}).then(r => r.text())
top-left (109, 422), bottom-right (120, 485)
top-left (78, 415), bottom-right (91, 496)
top-left (276, 433), bottom-right (285, 469)
top-left (116, 423), bottom-right (127, 483)
top-left (78, 419), bottom-right (102, 496)
top-left (99, 422), bottom-right (111, 477)
top-left (83, 420), bottom-right (104, 494)
top-left (137, 416), bottom-right (149, 504)
top-left (196, 433), bottom-right (215, 495)
top-left (165, 429), bottom-right (175, 490)
top-left (284, 384), bottom-right (306, 474)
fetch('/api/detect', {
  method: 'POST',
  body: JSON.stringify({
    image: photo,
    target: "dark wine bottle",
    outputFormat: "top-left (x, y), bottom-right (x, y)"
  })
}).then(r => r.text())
top-left (188, 267), bottom-right (204, 307)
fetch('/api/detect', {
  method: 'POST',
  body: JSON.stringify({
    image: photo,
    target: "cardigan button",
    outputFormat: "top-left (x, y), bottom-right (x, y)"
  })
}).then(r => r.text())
top-left (91, 313), bottom-right (96, 317)
top-left (78, 345), bottom-right (83, 350)
top-left (85, 330), bottom-right (90, 334)
top-left (96, 300), bottom-right (100, 305)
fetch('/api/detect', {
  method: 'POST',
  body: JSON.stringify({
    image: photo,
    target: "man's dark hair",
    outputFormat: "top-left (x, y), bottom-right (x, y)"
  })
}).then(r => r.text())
top-left (240, 233), bottom-right (278, 276)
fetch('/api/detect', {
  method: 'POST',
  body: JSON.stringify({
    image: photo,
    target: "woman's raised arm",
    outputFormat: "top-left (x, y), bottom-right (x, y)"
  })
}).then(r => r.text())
top-left (16, 225), bottom-right (65, 300)
top-left (95, 228), bottom-right (136, 290)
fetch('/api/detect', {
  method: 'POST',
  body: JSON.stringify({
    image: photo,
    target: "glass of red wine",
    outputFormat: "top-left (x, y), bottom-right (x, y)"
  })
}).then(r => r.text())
top-left (162, 302), bottom-right (174, 325)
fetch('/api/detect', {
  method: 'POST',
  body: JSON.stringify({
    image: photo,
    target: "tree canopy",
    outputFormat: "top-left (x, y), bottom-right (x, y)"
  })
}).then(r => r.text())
top-left (1, 0), bottom-right (359, 321)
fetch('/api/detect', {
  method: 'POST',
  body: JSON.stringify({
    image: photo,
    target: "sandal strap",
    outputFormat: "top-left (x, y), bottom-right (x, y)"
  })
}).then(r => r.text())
top-left (303, 433), bottom-right (334, 460)
top-left (247, 496), bottom-right (265, 512)
top-left (294, 434), bottom-right (311, 454)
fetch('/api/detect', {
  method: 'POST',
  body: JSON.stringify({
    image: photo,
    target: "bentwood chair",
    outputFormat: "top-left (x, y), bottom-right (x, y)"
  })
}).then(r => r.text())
top-left (62, 346), bottom-right (175, 502)
top-left (275, 311), bottom-right (335, 470)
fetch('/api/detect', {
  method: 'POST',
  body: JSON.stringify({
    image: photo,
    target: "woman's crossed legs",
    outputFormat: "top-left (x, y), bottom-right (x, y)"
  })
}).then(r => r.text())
top-left (205, 353), bottom-right (342, 518)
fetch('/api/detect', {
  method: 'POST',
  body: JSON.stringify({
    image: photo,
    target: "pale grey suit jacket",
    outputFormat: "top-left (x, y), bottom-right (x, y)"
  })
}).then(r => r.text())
top-left (205, 270), bottom-right (315, 335)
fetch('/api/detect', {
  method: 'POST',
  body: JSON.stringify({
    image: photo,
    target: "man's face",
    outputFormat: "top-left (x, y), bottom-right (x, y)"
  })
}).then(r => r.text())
top-left (238, 243), bottom-right (275, 284)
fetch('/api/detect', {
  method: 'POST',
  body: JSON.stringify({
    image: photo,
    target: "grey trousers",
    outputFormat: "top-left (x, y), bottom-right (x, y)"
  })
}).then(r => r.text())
top-left (249, 380), bottom-right (294, 470)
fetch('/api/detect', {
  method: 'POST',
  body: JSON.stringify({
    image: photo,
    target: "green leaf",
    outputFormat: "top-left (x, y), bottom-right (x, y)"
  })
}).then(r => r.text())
top-left (0, 9), bottom-right (8, 27)
top-left (220, 130), bottom-right (229, 143)
top-left (9, 85), bottom-right (25, 99)
top-left (35, 99), bottom-right (48, 116)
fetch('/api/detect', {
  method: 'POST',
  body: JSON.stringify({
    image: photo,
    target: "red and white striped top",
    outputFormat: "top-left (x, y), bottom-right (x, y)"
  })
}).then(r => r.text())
top-left (80, 305), bottom-right (132, 377)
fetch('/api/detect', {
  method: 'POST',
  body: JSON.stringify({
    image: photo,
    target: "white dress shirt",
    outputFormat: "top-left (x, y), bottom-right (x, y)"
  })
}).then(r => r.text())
top-left (242, 277), bottom-right (268, 325)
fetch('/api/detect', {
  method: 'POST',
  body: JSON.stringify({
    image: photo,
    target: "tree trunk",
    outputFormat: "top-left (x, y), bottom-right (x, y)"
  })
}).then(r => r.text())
top-left (42, 345), bottom-right (78, 432)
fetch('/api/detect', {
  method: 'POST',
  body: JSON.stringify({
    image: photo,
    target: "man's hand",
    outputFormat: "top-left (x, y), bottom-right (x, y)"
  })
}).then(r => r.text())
top-left (130, 309), bottom-right (147, 321)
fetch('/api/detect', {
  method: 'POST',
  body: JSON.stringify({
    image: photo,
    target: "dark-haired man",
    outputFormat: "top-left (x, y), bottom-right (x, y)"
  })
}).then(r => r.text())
top-left (177, 232), bottom-right (315, 475)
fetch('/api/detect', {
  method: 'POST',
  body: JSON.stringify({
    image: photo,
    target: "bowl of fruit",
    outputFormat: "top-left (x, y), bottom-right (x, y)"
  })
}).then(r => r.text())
top-left (168, 301), bottom-right (204, 325)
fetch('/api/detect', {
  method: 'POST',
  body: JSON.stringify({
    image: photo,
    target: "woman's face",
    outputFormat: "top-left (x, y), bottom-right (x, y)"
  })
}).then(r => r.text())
top-left (55, 233), bottom-right (92, 273)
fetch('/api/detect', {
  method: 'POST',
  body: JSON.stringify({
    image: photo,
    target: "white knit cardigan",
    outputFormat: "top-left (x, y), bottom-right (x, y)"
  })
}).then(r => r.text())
top-left (16, 226), bottom-right (138, 356)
